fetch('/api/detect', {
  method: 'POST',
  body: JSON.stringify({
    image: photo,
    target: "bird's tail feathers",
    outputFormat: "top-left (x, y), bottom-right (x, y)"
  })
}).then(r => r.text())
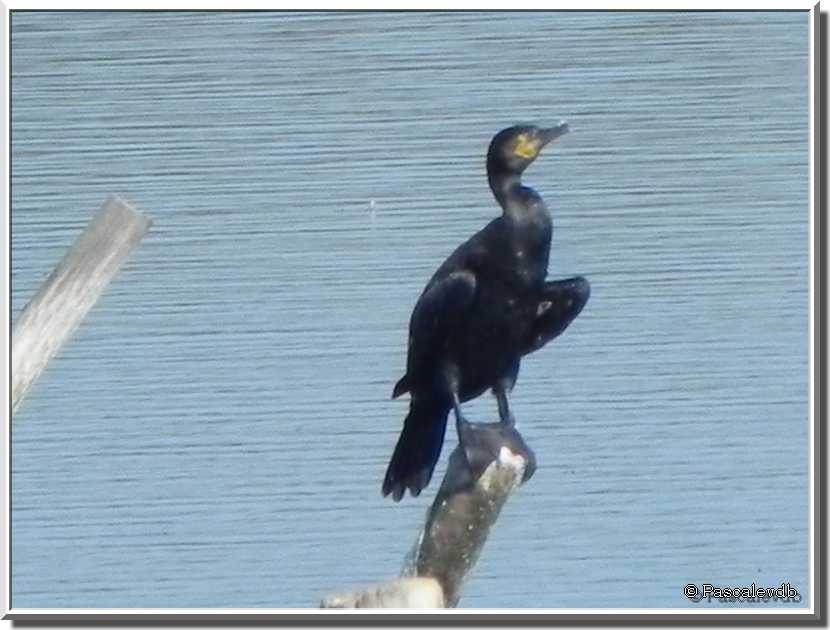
top-left (391, 374), bottom-right (410, 399)
top-left (382, 400), bottom-right (448, 501)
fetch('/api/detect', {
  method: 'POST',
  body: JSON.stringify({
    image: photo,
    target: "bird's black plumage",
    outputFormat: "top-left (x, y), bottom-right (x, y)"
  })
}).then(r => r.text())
top-left (382, 123), bottom-right (589, 501)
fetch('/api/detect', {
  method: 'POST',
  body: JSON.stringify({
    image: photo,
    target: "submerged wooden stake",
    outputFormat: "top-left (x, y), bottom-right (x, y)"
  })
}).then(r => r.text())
top-left (322, 419), bottom-right (535, 608)
top-left (11, 196), bottom-right (151, 415)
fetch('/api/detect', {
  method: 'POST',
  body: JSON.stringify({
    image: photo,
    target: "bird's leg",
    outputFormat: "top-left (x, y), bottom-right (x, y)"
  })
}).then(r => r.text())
top-left (493, 362), bottom-right (519, 426)
top-left (493, 386), bottom-right (516, 427)
top-left (451, 391), bottom-right (468, 435)
top-left (443, 364), bottom-right (470, 434)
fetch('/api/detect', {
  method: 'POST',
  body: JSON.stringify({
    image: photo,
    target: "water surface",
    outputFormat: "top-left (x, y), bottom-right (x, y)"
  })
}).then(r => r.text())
top-left (11, 11), bottom-right (810, 609)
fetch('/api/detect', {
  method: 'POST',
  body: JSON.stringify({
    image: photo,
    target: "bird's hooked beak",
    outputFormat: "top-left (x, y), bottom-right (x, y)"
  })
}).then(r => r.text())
top-left (512, 122), bottom-right (570, 161)
top-left (539, 121), bottom-right (570, 148)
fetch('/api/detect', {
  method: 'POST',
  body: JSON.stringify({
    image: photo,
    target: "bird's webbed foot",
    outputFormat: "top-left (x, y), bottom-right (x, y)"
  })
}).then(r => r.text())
top-left (453, 413), bottom-right (538, 490)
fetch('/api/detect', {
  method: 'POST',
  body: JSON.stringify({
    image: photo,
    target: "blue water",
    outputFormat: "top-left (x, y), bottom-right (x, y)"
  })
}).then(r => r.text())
top-left (10, 11), bottom-right (811, 609)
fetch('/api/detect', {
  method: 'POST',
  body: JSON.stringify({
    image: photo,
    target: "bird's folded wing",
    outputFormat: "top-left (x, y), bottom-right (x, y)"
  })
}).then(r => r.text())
top-left (523, 276), bottom-right (590, 355)
top-left (406, 269), bottom-right (478, 370)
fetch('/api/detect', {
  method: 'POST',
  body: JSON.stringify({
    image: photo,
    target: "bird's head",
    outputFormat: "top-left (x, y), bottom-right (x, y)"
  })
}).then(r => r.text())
top-left (487, 122), bottom-right (570, 175)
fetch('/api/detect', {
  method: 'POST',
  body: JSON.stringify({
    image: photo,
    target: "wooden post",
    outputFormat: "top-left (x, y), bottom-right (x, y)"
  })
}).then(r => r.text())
top-left (321, 577), bottom-right (445, 609)
top-left (321, 418), bottom-right (535, 608)
top-left (11, 196), bottom-right (151, 416)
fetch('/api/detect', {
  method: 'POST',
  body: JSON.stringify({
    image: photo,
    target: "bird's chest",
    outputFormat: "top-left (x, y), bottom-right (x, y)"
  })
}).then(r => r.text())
top-left (495, 220), bottom-right (551, 289)
top-left (464, 279), bottom-right (537, 365)
top-left (474, 222), bottom-right (550, 340)
top-left (475, 282), bottom-right (535, 328)
top-left (510, 242), bottom-right (549, 286)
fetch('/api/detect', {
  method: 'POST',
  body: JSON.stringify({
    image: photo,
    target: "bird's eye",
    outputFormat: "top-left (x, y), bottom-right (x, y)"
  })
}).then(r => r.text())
top-left (513, 134), bottom-right (538, 159)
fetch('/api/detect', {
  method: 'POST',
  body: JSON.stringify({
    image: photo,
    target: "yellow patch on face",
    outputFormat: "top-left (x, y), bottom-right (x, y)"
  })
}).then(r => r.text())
top-left (513, 134), bottom-right (538, 159)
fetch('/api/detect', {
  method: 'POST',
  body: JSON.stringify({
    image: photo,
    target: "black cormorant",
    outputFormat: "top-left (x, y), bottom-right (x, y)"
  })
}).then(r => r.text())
top-left (382, 123), bottom-right (590, 501)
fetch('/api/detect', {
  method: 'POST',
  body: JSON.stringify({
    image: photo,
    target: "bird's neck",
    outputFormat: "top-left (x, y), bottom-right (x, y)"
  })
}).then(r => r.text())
top-left (487, 165), bottom-right (522, 211)
top-left (489, 170), bottom-right (550, 225)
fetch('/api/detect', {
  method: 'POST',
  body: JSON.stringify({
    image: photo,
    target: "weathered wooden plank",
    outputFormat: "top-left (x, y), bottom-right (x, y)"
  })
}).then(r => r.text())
top-left (11, 196), bottom-right (151, 416)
